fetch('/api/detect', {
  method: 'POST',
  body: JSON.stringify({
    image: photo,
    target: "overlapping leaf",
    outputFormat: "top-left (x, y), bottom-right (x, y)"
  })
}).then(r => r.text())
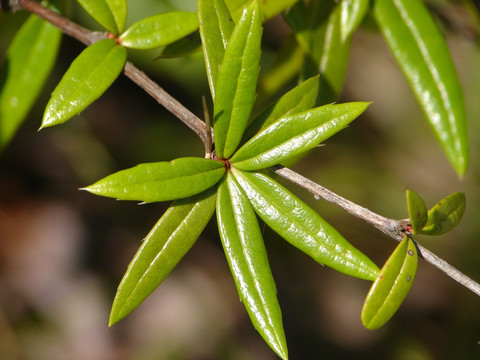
top-left (76, 0), bottom-right (127, 34)
top-left (83, 157), bottom-right (225, 202)
top-left (41, 39), bottom-right (127, 128)
top-left (420, 192), bottom-right (466, 235)
top-left (226, 0), bottom-right (299, 22)
top-left (245, 75), bottom-right (319, 140)
top-left (213, 1), bottom-right (262, 159)
top-left (339, 0), bottom-right (369, 42)
top-left (119, 12), bottom-right (199, 49)
top-left (232, 169), bottom-right (379, 280)
top-left (374, 0), bottom-right (468, 176)
top-left (109, 187), bottom-right (217, 326)
top-left (406, 188), bottom-right (428, 234)
top-left (198, 0), bottom-right (234, 99)
top-left (231, 102), bottom-right (369, 171)
top-left (0, 14), bottom-right (61, 150)
top-left (217, 174), bottom-right (287, 360)
top-left (362, 236), bottom-right (418, 329)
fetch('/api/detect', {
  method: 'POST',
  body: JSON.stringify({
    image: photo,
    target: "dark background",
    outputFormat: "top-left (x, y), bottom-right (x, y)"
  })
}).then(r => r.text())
top-left (1, 1), bottom-right (480, 359)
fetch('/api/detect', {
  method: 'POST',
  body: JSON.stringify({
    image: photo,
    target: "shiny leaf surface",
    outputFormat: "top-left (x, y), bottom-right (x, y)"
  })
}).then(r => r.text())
top-left (217, 174), bottom-right (287, 360)
top-left (214, 1), bottom-right (262, 159)
top-left (76, 0), bottom-right (127, 34)
top-left (231, 102), bottom-right (369, 171)
top-left (0, 14), bottom-right (61, 150)
top-left (340, 0), bottom-right (369, 42)
top-left (420, 192), bottom-right (466, 235)
top-left (226, 0), bottom-right (299, 22)
top-left (198, 0), bottom-right (234, 99)
top-left (41, 39), bottom-right (126, 128)
top-left (119, 12), bottom-right (199, 49)
top-left (83, 157), bottom-right (225, 203)
top-left (362, 236), bottom-right (418, 329)
top-left (374, 0), bottom-right (468, 176)
top-left (109, 187), bottom-right (217, 325)
top-left (232, 169), bottom-right (379, 280)
top-left (245, 75), bottom-right (319, 140)
top-left (406, 188), bottom-right (428, 234)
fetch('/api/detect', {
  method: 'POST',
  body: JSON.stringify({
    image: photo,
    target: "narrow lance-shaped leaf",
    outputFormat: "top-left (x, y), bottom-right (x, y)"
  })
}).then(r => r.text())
top-left (0, 14), bottom-right (61, 150)
top-left (76, 0), bottom-right (127, 34)
top-left (406, 188), bottom-right (428, 234)
top-left (217, 174), bottom-right (288, 360)
top-left (226, 0), bottom-right (300, 22)
top-left (109, 187), bottom-right (217, 326)
top-left (232, 169), bottom-right (379, 281)
top-left (373, 0), bottom-right (468, 176)
top-left (245, 74), bottom-right (320, 140)
top-left (41, 39), bottom-right (126, 128)
top-left (362, 236), bottom-right (418, 330)
top-left (420, 192), bottom-right (466, 235)
top-left (83, 157), bottom-right (225, 203)
top-left (198, 0), bottom-right (234, 99)
top-left (119, 12), bottom-right (199, 49)
top-left (339, 0), bottom-right (369, 42)
top-left (214, 1), bottom-right (262, 159)
top-left (231, 102), bottom-right (369, 171)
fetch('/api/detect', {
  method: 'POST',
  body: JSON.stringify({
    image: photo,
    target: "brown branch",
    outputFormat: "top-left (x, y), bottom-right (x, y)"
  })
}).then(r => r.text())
top-left (15, 0), bottom-right (480, 297)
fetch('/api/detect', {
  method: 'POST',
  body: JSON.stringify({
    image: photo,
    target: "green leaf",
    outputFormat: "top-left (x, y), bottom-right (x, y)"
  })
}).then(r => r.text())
top-left (226, 0), bottom-right (299, 22)
top-left (285, 1), bottom-right (351, 103)
top-left (156, 31), bottom-right (201, 58)
top-left (231, 102), bottom-right (369, 171)
top-left (0, 14), bottom-right (61, 150)
top-left (420, 192), bottom-right (466, 235)
top-left (109, 187), bottom-right (217, 326)
top-left (198, 0), bottom-right (234, 99)
top-left (119, 12), bottom-right (199, 49)
top-left (406, 188), bottom-right (428, 234)
top-left (232, 169), bottom-right (379, 280)
top-left (245, 75), bottom-right (319, 140)
top-left (213, 1), bottom-right (262, 159)
top-left (339, 0), bottom-right (369, 42)
top-left (41, 39), bottom-right (126, 128)
top-left (373, 0), bottom-right (468, 176)
top-left (76, 0), bottom-right (127, 34)
top-left (83, 157), bottom-right (225, 203)
top-left (217, 174), bottom-right (288, 360)
top-left (362, 236), bottom-right (418, 330)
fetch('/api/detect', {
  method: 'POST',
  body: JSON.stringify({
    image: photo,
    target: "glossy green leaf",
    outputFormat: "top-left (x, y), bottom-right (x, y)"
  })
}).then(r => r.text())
top-left (285, 1), bottom-right (351, 103)
top-left (198, 0), bottom-right (234, 99)
top-left (0, 14), bottom-right (61, 150)
top-left (119, 12), bottom-right (199, 49)
top-left (245, 75), bottom-right (319, 140)
top-left (156, 32), bottom-right (201, 58)
top-left (214, 1), bottom-right (262, 159)
top-left (420, 192), bottom-right (466, 235)
top-left (406, 188), bottom-right (428, 234)
top-left (109, 187), bottom-right (217, 326)
top-left (83, 157), bottom-right (225, 203)
top-left (340, 0), bottom-right (369, 42)
top-left (232, 169), bottom-right (379, 280)
top-left (373, 0), bottom-right (468, 176)
top-left (217, 174), bottom-right (287, 360)
top-left (362, 236), bottom-right (418, 329)
top-left (76, 0), bottom-right (127, 34)
top-left (231, 102), bottom-right (369, 171)
top-left (226, 0), bottom-right (299, 22)
top-left (41, 39), bottom-right (126, 128)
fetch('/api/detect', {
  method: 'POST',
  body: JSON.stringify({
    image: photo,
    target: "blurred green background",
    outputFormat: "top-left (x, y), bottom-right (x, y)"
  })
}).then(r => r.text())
top-left (1, 1), bottom-right (480, 359)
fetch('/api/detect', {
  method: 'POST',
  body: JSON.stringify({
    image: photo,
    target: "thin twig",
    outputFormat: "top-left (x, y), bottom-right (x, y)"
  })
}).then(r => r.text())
top-left (15, 0), bottom-right (480, 297)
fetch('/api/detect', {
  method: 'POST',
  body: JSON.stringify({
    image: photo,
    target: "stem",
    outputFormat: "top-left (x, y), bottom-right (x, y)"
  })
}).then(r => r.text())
top-left (15, 0), bottom-right (480, 297)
